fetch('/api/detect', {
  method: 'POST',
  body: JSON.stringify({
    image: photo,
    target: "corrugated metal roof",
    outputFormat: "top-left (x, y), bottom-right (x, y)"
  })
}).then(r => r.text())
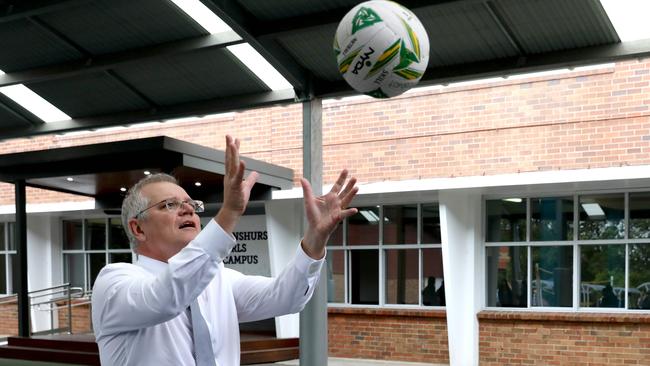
top-left (0, 0), bottom-right (646, 139)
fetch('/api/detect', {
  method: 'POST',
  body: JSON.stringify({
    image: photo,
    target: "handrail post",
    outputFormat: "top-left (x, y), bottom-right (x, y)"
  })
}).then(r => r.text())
top-left (67, 285), bottom-right (72, 334)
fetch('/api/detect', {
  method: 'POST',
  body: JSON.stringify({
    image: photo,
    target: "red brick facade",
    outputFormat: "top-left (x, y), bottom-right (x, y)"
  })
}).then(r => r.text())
top-left (2, 59), bottom-right (650, 363)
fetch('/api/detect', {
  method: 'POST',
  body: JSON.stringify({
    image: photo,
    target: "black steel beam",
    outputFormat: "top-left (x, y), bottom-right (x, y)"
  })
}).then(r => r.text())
top-left (313, 38), bottom-right (650, 98)
top-left (0, 31), bottom-right (243, 88)
top-left (0, 0), bottom-right (92, 24)
top-left (0, 93), bottom-right (44, 127)
top-left (14, 179), bottom-right (29, 337)
top-left (0, 89), bottom-right (296, 139)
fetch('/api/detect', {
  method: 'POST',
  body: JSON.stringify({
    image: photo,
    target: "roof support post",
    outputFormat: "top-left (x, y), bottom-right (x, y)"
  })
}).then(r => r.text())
top-left (14, 179), bottom-right (30, 337)
top-left (299, 97), bottom-right (327, 365)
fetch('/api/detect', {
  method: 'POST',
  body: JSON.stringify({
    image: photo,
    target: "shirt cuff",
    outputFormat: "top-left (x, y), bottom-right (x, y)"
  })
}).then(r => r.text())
top-left (190, 219), bottom-right (236, 262)
top-left (294, 243), bottom-right (325, 277)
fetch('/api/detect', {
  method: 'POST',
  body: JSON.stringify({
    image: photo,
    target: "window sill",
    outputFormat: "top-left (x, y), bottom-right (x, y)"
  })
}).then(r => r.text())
top-left (478, 310), bottom-right (650, 324)
top-left (328, 306), bottom-right (446, 318)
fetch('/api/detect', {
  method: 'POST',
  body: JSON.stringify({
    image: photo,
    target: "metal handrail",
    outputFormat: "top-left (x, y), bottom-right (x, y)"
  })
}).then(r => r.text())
top-left (0, 284), bottom-right (92, 336)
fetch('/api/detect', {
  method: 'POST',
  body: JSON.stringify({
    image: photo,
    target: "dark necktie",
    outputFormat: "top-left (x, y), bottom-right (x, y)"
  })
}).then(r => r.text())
top-left (190, 299), bottom-right (216, 366)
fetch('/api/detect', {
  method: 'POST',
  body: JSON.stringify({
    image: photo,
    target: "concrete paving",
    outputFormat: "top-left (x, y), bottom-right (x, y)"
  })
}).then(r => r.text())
top-left (254, 358), bottom-right (447, 366)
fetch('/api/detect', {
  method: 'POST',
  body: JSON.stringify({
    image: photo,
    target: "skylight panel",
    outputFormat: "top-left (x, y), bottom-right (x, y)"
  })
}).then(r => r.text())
top-left (601, 0), bottom-right (650, 41)
top-left (169, 0), bottom-right (293, 91)
top-left (0, 78), bottom-right (70, 123)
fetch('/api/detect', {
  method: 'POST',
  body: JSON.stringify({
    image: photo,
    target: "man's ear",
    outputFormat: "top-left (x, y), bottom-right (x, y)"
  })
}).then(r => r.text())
top-left (128, 218), bottom-right (146, 242)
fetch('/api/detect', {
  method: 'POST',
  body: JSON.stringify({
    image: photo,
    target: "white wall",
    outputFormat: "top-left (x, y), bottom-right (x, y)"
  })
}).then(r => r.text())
top-left (26, 215), bottom-right (58, 333)
top-left (265, 198), bottom-right (303, 338)
top-left (439, 189), bottom-right (483, 366)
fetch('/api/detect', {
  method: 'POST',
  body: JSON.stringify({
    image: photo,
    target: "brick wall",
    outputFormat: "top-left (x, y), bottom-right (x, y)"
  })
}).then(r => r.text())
top-left (479, 311), bottom-right (650, 365)
top-left (56, 300), bottom-right (92, 334)
top-left (0, 303), bottom-right (17, 337)
top-left (328, 308), bottom-right (449, 364)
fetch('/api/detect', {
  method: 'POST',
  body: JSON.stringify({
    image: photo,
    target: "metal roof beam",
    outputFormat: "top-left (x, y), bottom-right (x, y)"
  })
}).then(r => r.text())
top-left (0, 31), bottom-right (243, 88)
top-left (314, 38), bottom-right (650, 98)
top-left (0, 0), bottom-right (93, 23)
top-left (201, 0), bottom-right (312, 99)
top-left (0, 89), bottom-right (296, 139)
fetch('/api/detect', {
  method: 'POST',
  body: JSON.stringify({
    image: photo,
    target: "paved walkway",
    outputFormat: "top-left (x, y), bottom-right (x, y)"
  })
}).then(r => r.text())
top-left (255, 358), bottom-right (446, 366)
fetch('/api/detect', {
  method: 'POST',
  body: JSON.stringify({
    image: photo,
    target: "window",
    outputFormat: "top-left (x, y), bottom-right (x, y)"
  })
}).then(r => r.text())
top-left (0, 222), bottom-right (18, 294)
top-left (486, 192), bottom-right (650, 311)
top-left (62, 218), bottom-right (132, 291)
top-left (326, 203), bottom-right (444, 307)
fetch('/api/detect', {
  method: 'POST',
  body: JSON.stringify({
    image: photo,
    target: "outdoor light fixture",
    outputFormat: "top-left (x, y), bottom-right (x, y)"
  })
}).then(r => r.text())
top-left (144, 171), bottom-right (151, 175)
top-left (195, 182), bottom-right (202, 187)
top-left (120, 187), bottom-right (127, 192)
top-left (66, 177), bottom-right (74, 182)
top-left (502, 198), bottom-right (523, 203)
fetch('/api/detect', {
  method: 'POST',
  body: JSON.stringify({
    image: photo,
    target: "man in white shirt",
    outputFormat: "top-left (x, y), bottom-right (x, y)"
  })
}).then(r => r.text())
top-left (92, 135), bottom-right (358, 366)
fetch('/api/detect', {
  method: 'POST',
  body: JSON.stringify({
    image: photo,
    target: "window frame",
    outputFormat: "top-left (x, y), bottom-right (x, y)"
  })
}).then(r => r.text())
top-left (327, 202), bottom-right (444, 309)
top-left (484, 189), bottom-right (650, 312)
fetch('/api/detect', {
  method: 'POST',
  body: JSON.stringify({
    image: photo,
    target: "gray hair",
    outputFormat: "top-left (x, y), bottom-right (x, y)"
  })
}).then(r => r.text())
top-left (121, 173), bottom-right (178, 251)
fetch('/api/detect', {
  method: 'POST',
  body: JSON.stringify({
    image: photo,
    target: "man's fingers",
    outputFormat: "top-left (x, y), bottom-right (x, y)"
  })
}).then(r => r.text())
top-left (301, 178), bottom-right (315, 205)
top-left (339, 207), bottom-right (358, 220)
top-left (338, 176), bottom-right (357, 199)
top-left (340, 186), bottom-right (359, 209)
top-left (329, 169), bottom-right (348, 194)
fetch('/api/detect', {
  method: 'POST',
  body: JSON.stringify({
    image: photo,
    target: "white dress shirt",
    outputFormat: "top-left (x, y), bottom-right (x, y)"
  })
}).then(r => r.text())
top-left (92, 219), bottom-right (324, 366)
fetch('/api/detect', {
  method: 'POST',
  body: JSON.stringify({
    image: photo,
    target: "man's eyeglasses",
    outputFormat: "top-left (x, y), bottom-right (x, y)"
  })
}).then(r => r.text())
top-left (134, 198), bottom-right (204, 219)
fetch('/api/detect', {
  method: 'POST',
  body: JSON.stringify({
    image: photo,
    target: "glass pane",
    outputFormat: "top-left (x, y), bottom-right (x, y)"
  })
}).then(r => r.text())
top-left (326, 250), bottom-right (345, 303)
top-left (421, 203), bottom-right (441, 244)
top-left (383, 205), bottom-right (417, 244)
top-left (385, 249), bottom-right (418, 304)
top-left (630, 192), bottom-right (650, 239)
top-left (486, 199), bottom-right (526, 242)
top-left (109, 252), bottom-right (132, 264)
top-left (89, 253), bottom-right (106, 289)
top-left (0, 254), bottom-right (6, 294)
top-left (486, 246), bottom-right (527, 307)
top-left (531, 246), bottom-right (573, 307)
top-left (7, 222), bottom-right (15, 251)
top-left (108, 218), bottom-right (130, 250)
top-left (63, 253), bottom-right (84, 289)
top-left (327, 222), bottom-right (343, 246)
top-left (348, 207), bottom-right (379, 245)
top-left (629, 244), bottom-right (650, 309)
top-left (62, 220), bottom-right (83, 250)
top-left (580, 245), bottom-right (624, 308)
top-left (9, 254), bottom-right (18, 294)
top-left (350, 250), bottom-right (378, 304)
top-left (0, 224), bottom-right (4, 251)
top-left (86, 219), bottom-right (106, 250)
top-left (422, 248), bottom-right (444, 306)
top-left (578, 194), bottom-right (624, 240)
top-left (531, 197), bottom-right (573, 241)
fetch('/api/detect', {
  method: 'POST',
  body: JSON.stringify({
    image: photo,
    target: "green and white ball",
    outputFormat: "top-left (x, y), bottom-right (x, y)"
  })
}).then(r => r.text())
top-left (333, 0), bottom-right (430, 98)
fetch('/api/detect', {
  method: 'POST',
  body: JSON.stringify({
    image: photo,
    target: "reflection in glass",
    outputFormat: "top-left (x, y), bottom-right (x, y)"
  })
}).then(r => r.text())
top-left (385, 249), bottom-right (418, 304)
top-left (348, 207), bottom-right (380, 245)
top-left (421, 204), bottom-right (441, 244)
top-left (109, 252), bottom-right (132, 264)
top-left (0, 254), bottom-right (5, 294)
top-left (630, 193), bottom-right (650, 239)
top-left (579, 194), bottom-right (624, 240)
top-left (629, 244), bottom-right (650, 309)
top-left (7, 222), bottom-right (15, 251)
top-left (350, 250), bottom-right (378, 304)
top-left (531, 246), bottom-right (573, 307)
top-left (422, 248), bottom-right (444, 306)
top-left (383, 205), bottom-right (417, 244)
top-left (63, 253), bottom-right (84, 289)
top-left (328, 222), bottom-right (343, 246)
top-left (63, 220), bottom-right (83, 250)
top-left (0, 224), bottom-right (4, 251)
top-left (108, 218), bottom-right (130, 249)
top-left (326, 250), bottom-right (345, 303)
top-left (9, 255), bottom-right (18, 294)
top-left (86, 219), bottom-right (106, 250)
top-left (89, 253), bottom-right (106, 289)
top-left (486, 199), bottom-right (526, 242)
top-left (580, 245), bottom-right (624, 308)
top-left (531, 197), bottom-right (573, 241)
top-left (486, 246), bottom-right (527, 307)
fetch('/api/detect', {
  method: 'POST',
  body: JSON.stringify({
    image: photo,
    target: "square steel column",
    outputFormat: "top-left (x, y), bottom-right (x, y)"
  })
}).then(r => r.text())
top-left (15, 179), bottom-right (29, 337)
top-left (300, 97), bottom-right (327, 365)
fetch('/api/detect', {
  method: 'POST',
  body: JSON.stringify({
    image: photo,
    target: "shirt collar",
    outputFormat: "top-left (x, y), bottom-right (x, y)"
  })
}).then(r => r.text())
top-left (136, 254), bottom-right (168, 275)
